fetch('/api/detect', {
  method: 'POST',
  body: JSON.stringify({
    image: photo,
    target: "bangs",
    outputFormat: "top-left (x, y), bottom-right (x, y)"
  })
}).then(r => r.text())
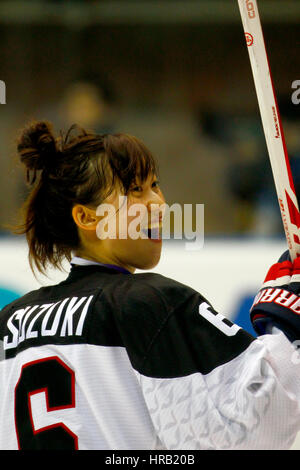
top-left (102, 133), bottom-right (159, 194)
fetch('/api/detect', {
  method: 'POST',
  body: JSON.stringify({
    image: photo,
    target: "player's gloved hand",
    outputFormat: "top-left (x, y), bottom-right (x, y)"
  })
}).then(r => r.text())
top-left (250, 250), bottom-right (300, 342)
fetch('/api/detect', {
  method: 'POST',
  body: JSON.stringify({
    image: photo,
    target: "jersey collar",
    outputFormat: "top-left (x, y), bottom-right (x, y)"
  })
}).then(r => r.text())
top-left (70, 256), bottom-right (132, 275)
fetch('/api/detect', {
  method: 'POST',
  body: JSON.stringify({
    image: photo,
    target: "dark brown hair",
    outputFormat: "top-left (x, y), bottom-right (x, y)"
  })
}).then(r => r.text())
top-left (15, 120), bottom-right (158, 275)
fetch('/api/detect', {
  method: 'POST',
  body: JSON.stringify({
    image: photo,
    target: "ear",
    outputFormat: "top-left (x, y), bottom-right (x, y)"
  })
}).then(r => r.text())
top-left (72, 205), bottom-right (98, 231)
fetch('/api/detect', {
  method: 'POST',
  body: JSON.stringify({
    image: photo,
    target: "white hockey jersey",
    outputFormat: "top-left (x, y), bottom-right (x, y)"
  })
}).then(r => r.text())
top-left (0, 257), bottom-right (300, 450)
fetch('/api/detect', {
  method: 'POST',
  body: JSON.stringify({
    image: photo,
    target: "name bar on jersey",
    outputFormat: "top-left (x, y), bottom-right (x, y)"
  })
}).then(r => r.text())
top-left (3, 295), bottom-right (94, 350)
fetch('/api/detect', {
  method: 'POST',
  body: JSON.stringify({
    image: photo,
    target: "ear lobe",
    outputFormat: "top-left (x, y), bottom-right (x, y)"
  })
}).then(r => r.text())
top-left (72, 205), bottom-right (98, 231)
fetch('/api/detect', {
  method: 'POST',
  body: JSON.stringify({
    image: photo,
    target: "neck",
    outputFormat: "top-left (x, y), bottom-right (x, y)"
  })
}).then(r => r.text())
top-left (74, 251), bottom-right (136, 274)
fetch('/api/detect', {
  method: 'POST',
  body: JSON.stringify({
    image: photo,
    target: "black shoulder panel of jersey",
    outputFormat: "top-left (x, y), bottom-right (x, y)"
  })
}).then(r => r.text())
top-left (0, 265), bottom-right (126, 359)
top-left (98, 271), bottom-right (197, 371)
top-left (0, 264), bottom-right (255, 378)
top-left (105, 271), bottom-right (255, 378)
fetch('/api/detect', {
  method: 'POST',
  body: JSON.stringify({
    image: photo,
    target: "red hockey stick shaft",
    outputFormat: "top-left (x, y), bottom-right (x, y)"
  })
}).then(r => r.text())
top-left (237, 0), bottom-right (300, 261)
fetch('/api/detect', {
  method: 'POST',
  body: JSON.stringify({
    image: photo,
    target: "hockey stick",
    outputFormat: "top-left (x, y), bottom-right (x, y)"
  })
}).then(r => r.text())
top-left (237, 0), bottom-right (300, 261)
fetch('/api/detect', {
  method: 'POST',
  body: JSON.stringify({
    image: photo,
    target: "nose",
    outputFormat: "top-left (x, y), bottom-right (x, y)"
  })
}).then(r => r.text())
top-left (146, 195), bottom-right (166, 224)
top-left (146, 189), bottom-right (165, 209)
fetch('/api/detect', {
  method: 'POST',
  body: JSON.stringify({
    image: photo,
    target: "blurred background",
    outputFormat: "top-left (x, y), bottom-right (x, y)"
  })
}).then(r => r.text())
top-left (0, 0), bottom-right (299, 449)
top-left (0, 0), bottom-right (298, 237)
top-left (0, 0), bottom-right (299, 313)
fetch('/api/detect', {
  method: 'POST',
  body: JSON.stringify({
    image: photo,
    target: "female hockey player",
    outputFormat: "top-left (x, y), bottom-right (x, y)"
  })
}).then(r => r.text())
top-left (1, 119), bottom-right (300, 450)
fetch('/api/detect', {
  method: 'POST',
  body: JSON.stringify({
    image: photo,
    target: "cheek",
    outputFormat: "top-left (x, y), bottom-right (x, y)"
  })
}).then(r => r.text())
top-left (117, 203), bottom-right (149, 238)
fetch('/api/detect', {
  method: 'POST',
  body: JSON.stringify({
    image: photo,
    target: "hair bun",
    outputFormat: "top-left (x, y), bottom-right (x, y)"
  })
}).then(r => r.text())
top-left (17, 120), bottom-right (58, 172)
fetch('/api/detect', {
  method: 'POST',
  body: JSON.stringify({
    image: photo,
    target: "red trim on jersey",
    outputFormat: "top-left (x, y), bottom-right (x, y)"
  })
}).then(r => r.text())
top-left (14, 356), bottom-right (78, 450)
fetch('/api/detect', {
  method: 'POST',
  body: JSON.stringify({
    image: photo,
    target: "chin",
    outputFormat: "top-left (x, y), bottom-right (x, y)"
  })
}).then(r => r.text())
top-left (134, 251), bottom-right (162, 271)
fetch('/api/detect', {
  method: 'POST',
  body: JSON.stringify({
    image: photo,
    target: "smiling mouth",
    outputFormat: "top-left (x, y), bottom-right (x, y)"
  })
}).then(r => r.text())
top-left (141, 226), bottom-right (162, 240)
